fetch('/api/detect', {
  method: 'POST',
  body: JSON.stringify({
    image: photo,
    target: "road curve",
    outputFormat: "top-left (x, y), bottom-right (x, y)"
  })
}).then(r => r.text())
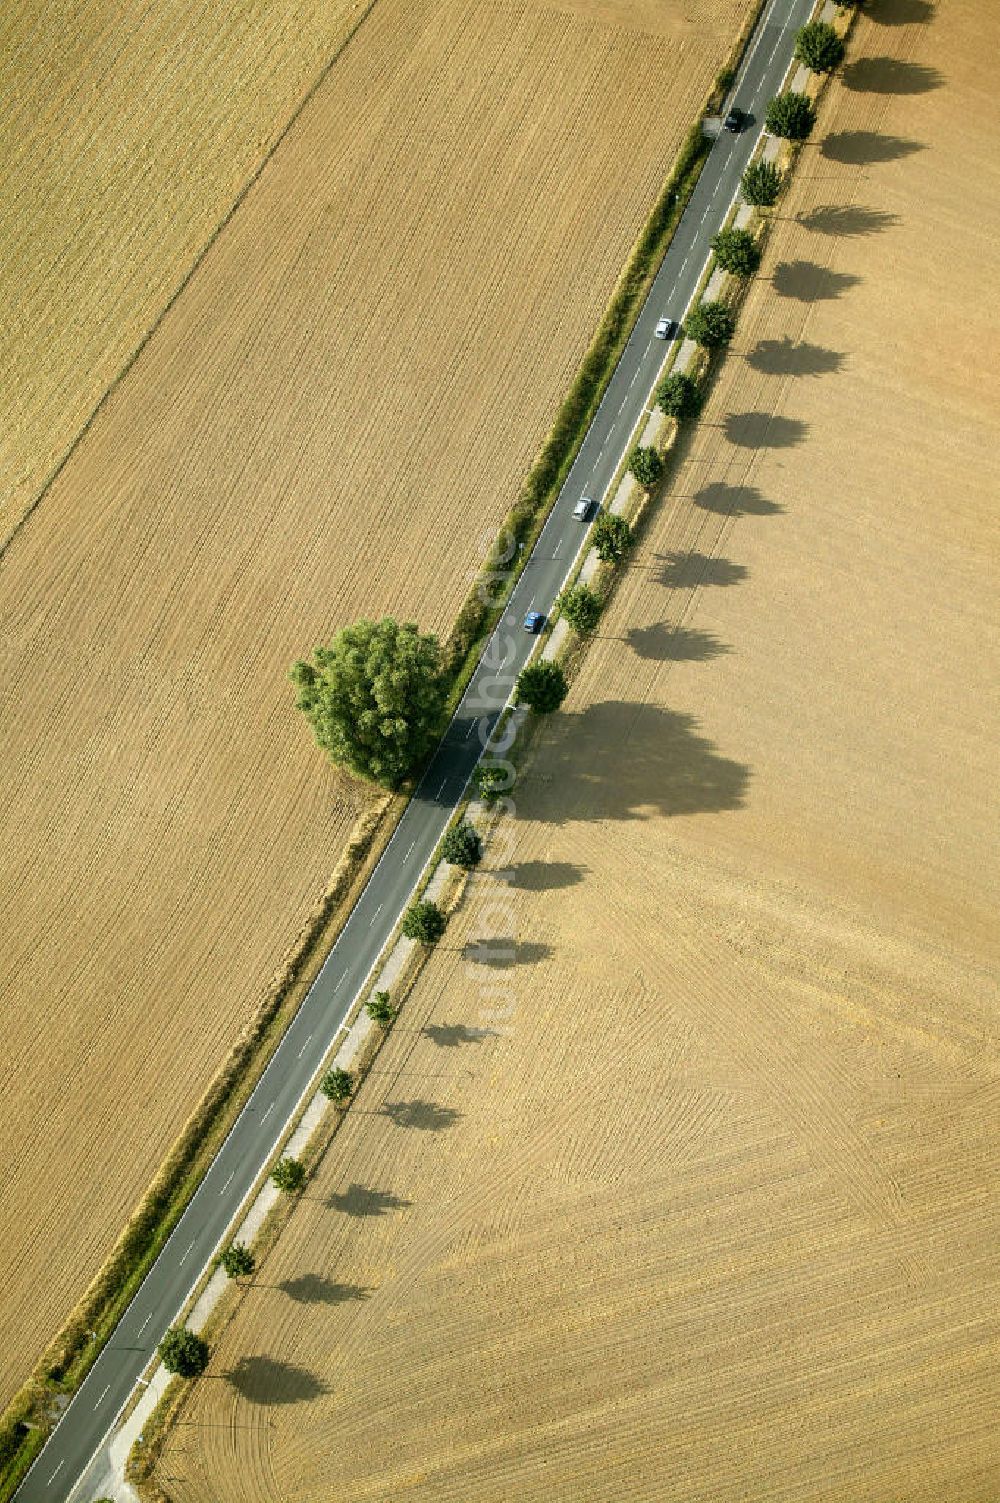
top-left (16, 2), bottom-right (813, 1497)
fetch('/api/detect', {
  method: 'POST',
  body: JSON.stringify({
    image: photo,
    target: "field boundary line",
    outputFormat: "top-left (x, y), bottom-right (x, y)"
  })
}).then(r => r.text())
top-left (0, 1), bottom-right (382, 566)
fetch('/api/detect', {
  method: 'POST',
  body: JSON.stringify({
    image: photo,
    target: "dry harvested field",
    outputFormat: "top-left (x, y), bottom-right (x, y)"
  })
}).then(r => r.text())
top-left (0, 0), bottom-right (751, 1412)
top-left (0, 0), bottom-right (363, 538)
top-left (155, 3), bottom-right (1000, 1500)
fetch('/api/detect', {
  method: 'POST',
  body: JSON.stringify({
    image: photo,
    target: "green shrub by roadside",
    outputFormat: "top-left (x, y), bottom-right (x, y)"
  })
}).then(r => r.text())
top-left (711, 226), bottom-right (761, 277)
top-left (516, 661), bottom-right (569, 715)
top-left (441, 821), bottom-right (483, 868)
top-left (795, 21), bottom-right (845, 73)
top-left (402, 900), bottom-right (447, 946)
top-left (684, 300), bottom-right (736, 349)
top-left (656, 371), bottom-right (702, 420)
top-left (741, 159), bottom-right (783, 207)
top-left (765, 90), bottom-right (817, 141)
top-left (557, 585), bottom-right (603, 634)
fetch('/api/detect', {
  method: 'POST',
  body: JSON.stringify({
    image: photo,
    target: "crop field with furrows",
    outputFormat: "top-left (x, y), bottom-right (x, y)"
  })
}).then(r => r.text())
top-left (0, 0), bottom-right (751, 1413)
top-left (153, 3), bottom-right (1000, 1499)
top-left (0, 0), bottom-right (362, 540)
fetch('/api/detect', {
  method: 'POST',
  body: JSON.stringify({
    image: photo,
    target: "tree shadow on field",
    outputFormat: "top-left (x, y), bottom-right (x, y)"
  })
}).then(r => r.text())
top-left (868, 0), bottom-right (935, 23)
top-left (381, 1099), bottom-right (460, 1132)
top-left (227, 1356), bottom-right (326, 1405)
top-left (508, 860), bottom-right (586, 891)
top-left (692, 481), bottom-right (784, 518)
top-left (821, 130), bottom-right (925, 165)
top-left (527, 701), bottom-right (749, 823)
top-left (797, 204), bottom-right (898, 237)
top-left (327, 1183), bottom-right (411, 1217)
top-left (771, 260), bottom-right (861, 302)
top-left (423, 1022), bottom-right (494, 1047)
top-left (279, 1275), bottom-right (369, 1305)
top-left (746, 338), bottom-right (844, 377)
top-left (626, 623), bottom-right (731, 662)
top-left (461, 937), bottom-right (553, 967)
top-left (656, 552), bottom-right (748, 589)
top-left (724, 411), bottom-right (808, 449)
top-left (842, 57), bottom-right (943, 94)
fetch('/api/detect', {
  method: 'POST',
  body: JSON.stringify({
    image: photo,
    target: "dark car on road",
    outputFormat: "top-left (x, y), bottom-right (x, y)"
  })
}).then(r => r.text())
top-left (723, 106), bottom-right (744, 134)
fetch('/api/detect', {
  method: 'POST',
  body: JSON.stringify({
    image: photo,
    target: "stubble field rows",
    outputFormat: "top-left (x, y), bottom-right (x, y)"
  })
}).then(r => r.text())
top-left (0, 0), bottom-right (749, 1411)
top-left (154, 2), bottom-right (1000, 1498)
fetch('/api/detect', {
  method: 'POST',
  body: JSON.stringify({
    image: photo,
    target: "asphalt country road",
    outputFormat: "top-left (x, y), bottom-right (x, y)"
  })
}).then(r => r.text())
top-left (17, 2), bottom-right (814, 1497)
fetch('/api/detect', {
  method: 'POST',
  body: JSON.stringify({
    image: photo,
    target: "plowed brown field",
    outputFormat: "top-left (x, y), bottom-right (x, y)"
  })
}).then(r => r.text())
top-left (155, 2), bottom-right (1000, 1499)
top-left (0, 0), bottom-right (750, 1411)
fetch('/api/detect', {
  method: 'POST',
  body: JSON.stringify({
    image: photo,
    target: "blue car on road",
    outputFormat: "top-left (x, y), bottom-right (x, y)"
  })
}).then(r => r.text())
top-left (523, 610), bottom-right (545, 634)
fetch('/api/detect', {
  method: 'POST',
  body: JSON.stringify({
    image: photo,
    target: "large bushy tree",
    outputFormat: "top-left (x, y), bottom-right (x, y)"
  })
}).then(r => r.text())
top-left (711, 227), bottom-right (761, 277)
top-left (628, 446), bottom-right (664, 487)
top-left (320, 1067), bottom-right (354, 1104)
top-left (765, 91), bottom-right (817, 141)
top-left (684, 301), bottom-right (736, 349)
top-left (794, 21), bottom-right (845, 74)
top-left (591, 513), bottom-right (633, 565)
top-left (272, 1156), bottom-right (306, 1194)
top-left (516, 661), bottom-right (568, 715)
top-left (402, 899), bottom-right (447, 946)
top-left (441, 821), bottom-right (483, 868)
top-left (159, 1327), bottom-right (209, 1378)
top-left (291, 617), bottom-right (447, 788)
top-left (741, 159), bottom-right (783, 207)
top-left (221, 1244), bottom-right (255, 1280)
top-left (656, 371), bottom-right (701, 421)
top-left (557, 584), bottom-right (603, 634)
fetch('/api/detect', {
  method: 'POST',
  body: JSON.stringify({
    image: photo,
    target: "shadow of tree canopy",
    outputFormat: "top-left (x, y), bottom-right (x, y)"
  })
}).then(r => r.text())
top-left (692, 481), bottom-right (784, 517)
top-left (509, 860), bottom-right (586, 891)
top-left (227, 1356), bottom-right (326, 1405)
top-left (422, 1022), bottom-right (493, 1047)
top-left (626, 623), bottom-right (730, 662)
top-left (279, 1275), bottom-right (368, 1305)
top-left (842, 57), bottom-right (943, 93)
top-left (746, 338), bottom-right (844, 377)
top-left (820, 130), bottom-right (925, 164)
top-left (524, 701), bottom-right (749, 822)
top-left (327, 1183), bottom-right (411, 1216)
top-left (797, 204), bottom-right (898, 236)
top-left (724, 411), bottom-right (808, 449)
top-left (656, 552), bottom-right (748, 589)
top-left (771, 260), bottom-right (861, 301)
top-left (461, 937), bottom-right (553, 967)
top-left (381, 1099), bottom-right (460, 1132)
top-left (868, 0), bottom-right (935, 22)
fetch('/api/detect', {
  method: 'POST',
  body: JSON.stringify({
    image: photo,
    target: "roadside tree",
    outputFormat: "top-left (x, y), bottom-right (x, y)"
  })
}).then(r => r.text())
top-left (591, 512), bottom-right (633, 564)
top-left (290, 617), bottom-right (447, 789)
top-left (366, 990), bottom-right (395, 1025)
top-left (711, 226), bottom-right (761, 276)
top-left (765, 91), bottom-right (817, 141)
top-left (158, 1327), bottom-right (209, 1378)
top-left (402, 899), bottom-right (447, 946)
top-left (557, 584), bottom-right (603, 634)
top-left (628, 446), bottom-right (664, 487)
top-left (516, 661), bottom-right (568, 715)
top-left (221, 1243), bottom-right (255, 1281)
top-left (684, 301), bottom-right (736, 349)
top-left (474, 762), bottom-right (511, 803)
top-left (320, 1067), bottom-right (354, 1104)
top-left (741, 159), bottom-right (783, 207)
top-left (441, 820), bottom-right (483, 868)
top-left (656, 371), bottom-right (701, 421)
top-left (271, 1156), bottom-right (306, 1194)
top-left (794, 21), bottom-right (845, 73)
